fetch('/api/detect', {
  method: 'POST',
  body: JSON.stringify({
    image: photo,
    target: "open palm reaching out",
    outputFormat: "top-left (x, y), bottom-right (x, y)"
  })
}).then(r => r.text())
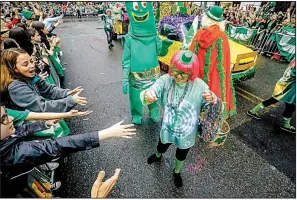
top-left (91, 169), bottom-right (121, 198)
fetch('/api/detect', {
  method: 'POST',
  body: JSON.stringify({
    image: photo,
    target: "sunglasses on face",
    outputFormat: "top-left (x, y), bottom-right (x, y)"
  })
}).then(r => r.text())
top-left (1, 107), bottom-right (9, 125)
top-left (172, 69), bottom-right (191, 79)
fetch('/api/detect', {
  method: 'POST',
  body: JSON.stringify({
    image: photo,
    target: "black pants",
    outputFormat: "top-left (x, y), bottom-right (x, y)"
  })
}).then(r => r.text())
top-left (157, 139), bottom-right (190, 161)
top-left (77, 10), bottom-right (82, 18)
top-left (262, 97), bottom-right (296, 118)
top-left (105, 30), bottom-right (112, 45)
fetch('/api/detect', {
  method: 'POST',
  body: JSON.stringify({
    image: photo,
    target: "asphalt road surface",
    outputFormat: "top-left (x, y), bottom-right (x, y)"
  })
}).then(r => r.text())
top-left (54, 19), bottom-right (296, 198)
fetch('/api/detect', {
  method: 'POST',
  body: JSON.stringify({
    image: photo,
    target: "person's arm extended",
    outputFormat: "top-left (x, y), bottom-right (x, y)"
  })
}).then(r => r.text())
top-left (26, 110), bottom-right (93, 121)
top-left (32, 6), bottom-right (40, 17)
top-left (8, 80), bottom-right (77, 112)
top-left (140, 74), bottom-right (167, 105)
top-left (14, 9), bottom-right (20, 19)
top-left (7, 18), bottom-right (20, 29)
top-left (36, 78), bottom-right (71, 99)
top-left (44, 15), bottom-right (63, 29)
top-left (14, 121), bottom-right (48, 137)
top-left (48, 19), bottom-right (62, 34)
top-left (11, 120), bottom-right (136, 165)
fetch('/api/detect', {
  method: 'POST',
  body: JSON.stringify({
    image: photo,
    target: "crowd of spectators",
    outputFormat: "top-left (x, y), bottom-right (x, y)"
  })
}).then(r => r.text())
top-left (0, 1), bottom-right (295, 197)
top-left (223, 2), bottom-right (296, 35)
top-left (0, 1), bottom-right (136, 198)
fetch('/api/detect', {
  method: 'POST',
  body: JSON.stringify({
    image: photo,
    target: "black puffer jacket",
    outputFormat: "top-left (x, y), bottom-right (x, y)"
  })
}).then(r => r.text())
top-left (1, 121), bottom-right (100, 181)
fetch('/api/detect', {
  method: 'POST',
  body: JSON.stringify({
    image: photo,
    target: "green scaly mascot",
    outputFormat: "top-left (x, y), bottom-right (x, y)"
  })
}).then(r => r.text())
top-left (122, 2), bottom-right (172, 124)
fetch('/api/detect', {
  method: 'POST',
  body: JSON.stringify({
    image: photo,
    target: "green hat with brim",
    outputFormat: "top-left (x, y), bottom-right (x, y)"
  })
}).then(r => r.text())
top-left (22, 10), bottom-right (33, 20)
top-left (205, 5), bottom-right (224, 22)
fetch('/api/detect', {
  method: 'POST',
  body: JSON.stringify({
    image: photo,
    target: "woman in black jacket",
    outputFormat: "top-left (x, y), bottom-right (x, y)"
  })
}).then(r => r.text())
top-left (0, 105), bottom-right (136, 197)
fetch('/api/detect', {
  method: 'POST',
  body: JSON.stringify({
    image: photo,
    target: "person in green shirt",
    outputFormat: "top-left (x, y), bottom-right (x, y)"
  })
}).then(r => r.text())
top-left (266, 14), bottom-right (277, 32)
top-left (99, 9), bottom-right (114, 49)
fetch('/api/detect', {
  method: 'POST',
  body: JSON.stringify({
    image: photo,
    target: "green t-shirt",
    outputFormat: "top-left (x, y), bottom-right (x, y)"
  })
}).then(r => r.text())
top-left (7, 108), bottom-right (30, 126)
top-left (103, 15), bottom-right (113, 31)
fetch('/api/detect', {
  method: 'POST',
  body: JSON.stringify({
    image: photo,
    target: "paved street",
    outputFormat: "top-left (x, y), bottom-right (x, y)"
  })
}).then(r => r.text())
top-left (54, 19), bottom-right (295, 198)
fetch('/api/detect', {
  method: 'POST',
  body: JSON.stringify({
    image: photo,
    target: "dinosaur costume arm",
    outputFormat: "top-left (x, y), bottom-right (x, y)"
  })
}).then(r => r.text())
top-left (157, 35), bottom-right (173, 57)
top-left (121, 36), bottom-right (131, 94)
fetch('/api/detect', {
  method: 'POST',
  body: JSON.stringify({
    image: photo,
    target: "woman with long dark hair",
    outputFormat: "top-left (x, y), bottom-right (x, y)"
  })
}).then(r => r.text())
top-left (2, 38), bottom-right (20, 50)
top-left (8, 27), bottom-right (34, 55)
top-left (30, 21), bottom-right (51, 49)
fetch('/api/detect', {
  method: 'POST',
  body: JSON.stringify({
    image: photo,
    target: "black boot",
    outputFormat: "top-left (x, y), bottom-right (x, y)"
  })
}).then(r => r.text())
top-left (110, 43), bottom-right (114, 47)
top-left (173, 171), bottom-right (183, 187)
top-left (147, 154), bottom-right (162, 164)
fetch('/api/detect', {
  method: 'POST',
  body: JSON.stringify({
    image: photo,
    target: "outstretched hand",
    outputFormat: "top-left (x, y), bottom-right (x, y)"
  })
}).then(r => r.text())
top-left (91, 169), bottom-right (121, 198)
top-left (67, 110), bottom-right (93, 118)
top-left (107, 120), bottom-right (136, 139)
top-left (98, 120), bottom-right (136, 140)
top-left (68, 86), bottom-right (84, 96)
top-left (72, 89), bottom-right (87, 106)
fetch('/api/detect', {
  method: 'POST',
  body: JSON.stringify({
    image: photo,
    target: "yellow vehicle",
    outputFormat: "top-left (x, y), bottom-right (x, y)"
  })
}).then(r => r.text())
top-left (158, 35), bottom-right (257, 84)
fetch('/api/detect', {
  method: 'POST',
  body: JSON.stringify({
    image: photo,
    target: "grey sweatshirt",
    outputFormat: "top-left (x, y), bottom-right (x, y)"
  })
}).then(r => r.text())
top-left (8, 78), bottom-right (77, 112)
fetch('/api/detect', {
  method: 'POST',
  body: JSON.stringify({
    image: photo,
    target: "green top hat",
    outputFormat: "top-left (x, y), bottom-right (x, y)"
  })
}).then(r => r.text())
top-left (181, 50), bottom-right (194, 64)
top-left (205, 6), bottom-right (223, 22)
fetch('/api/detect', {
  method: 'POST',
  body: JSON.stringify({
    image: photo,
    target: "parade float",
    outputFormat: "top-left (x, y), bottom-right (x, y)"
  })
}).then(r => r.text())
top-left (157, 12), bottom-right (258, 84)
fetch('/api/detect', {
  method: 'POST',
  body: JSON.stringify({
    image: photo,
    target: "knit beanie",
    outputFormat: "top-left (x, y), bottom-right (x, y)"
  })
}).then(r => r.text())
top-left (22, 10), bottom-right (33, 20)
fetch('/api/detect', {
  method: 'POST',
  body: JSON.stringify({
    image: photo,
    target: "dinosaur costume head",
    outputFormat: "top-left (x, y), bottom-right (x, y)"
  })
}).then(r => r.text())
top-left (126, 2), bottom-right (156, 36)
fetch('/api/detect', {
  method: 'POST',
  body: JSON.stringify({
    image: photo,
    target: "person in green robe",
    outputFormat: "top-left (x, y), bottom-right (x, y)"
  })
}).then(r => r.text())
top-left (247, 59), bottom-right (296, 133)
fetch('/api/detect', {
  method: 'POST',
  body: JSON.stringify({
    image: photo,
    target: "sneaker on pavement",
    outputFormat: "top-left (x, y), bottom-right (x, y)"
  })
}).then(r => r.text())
top-left (173, 171), bottom-right (183, 188)
top-left (38, 162), bottom-right (59, 172)
top-left (280, 126), bottom-right (296, 134)
top-left (147, 154), bottom-right (162, 164)
top-left (246, 110), bottom-right (261, 120)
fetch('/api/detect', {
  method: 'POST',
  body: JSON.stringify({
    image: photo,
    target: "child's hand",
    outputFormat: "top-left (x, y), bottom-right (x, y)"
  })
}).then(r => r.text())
top-left (202, 92), bottom-right (217, 103)
top-left (67, 110), bottom-right (93, 117)
top-left (67, 86), bottom-right (83, 96)
top-left (72, 90), bottom-right (87, 106)
top-left (144, 90), bottom-right (158, 104)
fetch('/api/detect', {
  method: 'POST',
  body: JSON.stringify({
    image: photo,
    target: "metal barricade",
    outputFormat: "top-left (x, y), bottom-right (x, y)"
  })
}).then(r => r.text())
top-left (260, 31), bottom-right (278, 55)
top-left (227, 23), bottom-right (296, 61)
top-left (246, 30), bottom-right (269, 51)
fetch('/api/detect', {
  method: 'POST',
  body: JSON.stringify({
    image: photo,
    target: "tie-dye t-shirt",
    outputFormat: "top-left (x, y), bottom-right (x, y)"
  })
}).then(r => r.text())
top-left (141, 74), bottom-right (210, 149)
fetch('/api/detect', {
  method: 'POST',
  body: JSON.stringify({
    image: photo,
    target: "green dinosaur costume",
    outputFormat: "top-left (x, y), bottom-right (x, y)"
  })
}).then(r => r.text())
top-left (122, 2), bottom-right (172, 124)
